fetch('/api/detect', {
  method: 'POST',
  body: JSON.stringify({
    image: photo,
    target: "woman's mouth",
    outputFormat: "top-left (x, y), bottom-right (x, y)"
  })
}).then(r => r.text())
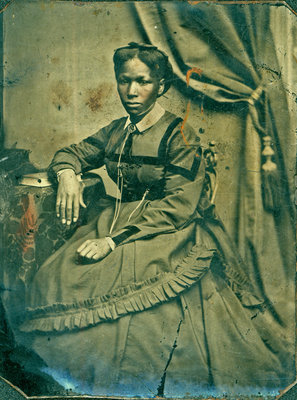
top-left (125, 102), bottom-right (142, 107)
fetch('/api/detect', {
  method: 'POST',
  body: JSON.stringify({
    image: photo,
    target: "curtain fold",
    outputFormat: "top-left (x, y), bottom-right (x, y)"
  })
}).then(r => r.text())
top-left (131, 1), bottom-right (295, 352)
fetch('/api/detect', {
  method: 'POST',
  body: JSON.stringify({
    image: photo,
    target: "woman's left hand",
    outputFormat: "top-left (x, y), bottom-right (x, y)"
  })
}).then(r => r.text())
top-left (76, 238), bottom-right (112, 263)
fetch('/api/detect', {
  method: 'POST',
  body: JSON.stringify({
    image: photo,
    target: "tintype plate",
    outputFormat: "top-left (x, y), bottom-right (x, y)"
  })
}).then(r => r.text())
top-left (0, 1), bottom-right (296, 399)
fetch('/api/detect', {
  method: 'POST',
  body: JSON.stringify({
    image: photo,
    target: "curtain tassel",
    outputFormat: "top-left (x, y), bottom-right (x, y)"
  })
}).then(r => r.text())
top-left (261, 135), bottom-right (280, 212)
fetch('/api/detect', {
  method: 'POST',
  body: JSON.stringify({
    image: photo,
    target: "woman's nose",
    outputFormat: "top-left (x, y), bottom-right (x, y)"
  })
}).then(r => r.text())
top-left (127, 82), bottom-right (138, 97)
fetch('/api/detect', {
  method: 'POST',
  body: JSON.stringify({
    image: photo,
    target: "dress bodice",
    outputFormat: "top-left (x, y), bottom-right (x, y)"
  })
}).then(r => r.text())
top-left (104, 111), bottom-right (183, 201)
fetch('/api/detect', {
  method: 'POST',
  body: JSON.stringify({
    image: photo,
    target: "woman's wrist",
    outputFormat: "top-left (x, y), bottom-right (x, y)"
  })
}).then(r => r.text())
top-left (57, 169), bottom-right (82, 182)
top-left (56, 168), bottom-right (75, 181)
top-left (105, 237), bottom-right (116, 251)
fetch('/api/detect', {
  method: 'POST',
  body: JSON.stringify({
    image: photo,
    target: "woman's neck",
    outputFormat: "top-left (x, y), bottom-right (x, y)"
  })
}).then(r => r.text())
top-left (129, 103), bottom-right (156, 124)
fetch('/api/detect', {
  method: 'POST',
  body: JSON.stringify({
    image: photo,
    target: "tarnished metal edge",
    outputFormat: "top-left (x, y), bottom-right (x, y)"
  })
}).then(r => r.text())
top-left (0, 0), bottom-right (295, 399)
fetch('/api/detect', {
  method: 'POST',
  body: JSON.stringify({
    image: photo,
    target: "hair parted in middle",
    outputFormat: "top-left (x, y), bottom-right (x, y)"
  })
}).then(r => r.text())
top-left (113, 42), bottom-right (174, 95)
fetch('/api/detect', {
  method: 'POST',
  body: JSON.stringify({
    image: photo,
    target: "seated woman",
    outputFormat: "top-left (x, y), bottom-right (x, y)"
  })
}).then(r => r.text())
top-left (15, 43), bottom-right (286, 397)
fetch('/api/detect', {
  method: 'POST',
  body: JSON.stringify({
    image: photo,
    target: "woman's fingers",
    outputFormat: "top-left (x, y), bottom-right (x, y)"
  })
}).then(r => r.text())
top-left (79, 185), bottom-right (87, 209)
top-left (59, 199), bottom-right (67, 224)
top-left (79, 245), bottom-right (94, 258)
top-left (57, 193), bottom-right (80, 225)
top-left (73, 196), bottom-right (80, 223)
top-left (56, 194), bottom-right (61, 218)
top-left (92, 252), bottom-right (102, 261)
top-left (77, 241), bottom-right (100, 257)
top-left (56, 190), bottom-right (69, 224)
top-left (85, 249), bottom-right (97, 259)
top-left (77, 239), bottom-right (91, 253)
top-left (66, 194), bottom-right (73, 225)
top-left (76, 239), bottom-right (111, 263)
top-left (56, 176), bottom-right (84, 224)
top-left (77, 241), bottom-right (105, 259)
top-left (56, 187), bottom-right (66, 220)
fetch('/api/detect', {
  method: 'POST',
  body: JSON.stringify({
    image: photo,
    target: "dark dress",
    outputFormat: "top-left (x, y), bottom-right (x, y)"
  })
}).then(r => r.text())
top-left (16, 111), bottom-right (286, 396)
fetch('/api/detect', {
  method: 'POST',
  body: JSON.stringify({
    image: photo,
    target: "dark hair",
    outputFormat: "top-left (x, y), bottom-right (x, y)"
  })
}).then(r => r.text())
top-left (113, 42), bottom-right (173, 95)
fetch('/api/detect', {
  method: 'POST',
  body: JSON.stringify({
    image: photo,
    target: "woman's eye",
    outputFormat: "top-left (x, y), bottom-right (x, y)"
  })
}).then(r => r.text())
top-left (139, 80), bottom-right (151, 85)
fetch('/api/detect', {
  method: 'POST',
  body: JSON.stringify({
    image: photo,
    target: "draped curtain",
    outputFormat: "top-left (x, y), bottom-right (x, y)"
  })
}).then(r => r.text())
top-left (132, 1), bottom-right (295, 348)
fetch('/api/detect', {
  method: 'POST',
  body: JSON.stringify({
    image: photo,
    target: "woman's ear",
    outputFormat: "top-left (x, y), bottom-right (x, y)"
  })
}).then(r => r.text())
top-left (157, 79), bottom-right (165, 96)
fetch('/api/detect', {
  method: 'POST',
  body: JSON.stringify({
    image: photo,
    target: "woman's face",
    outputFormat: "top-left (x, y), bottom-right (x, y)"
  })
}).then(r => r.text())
top-left (117, 57), bottom-right (164, 120)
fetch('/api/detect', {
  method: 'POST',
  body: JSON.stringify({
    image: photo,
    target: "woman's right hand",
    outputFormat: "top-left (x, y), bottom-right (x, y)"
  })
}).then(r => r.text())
top-left (56, 170), bottom-right (86, 225)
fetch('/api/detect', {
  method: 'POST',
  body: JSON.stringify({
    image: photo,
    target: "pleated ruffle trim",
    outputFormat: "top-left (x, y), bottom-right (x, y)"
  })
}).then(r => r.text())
top-left (19, 245), bottom-right (215, 333)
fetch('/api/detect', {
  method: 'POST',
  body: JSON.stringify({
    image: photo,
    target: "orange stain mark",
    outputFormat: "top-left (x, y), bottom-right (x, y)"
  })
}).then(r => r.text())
top-left (17, 194), bottom-right (38, 254)
top-left (180, 101), bottom-right (191, 147)
top-left (186, 67), bottom-right (203, 85)
top-left (180, 67), bottom-right (203, 151)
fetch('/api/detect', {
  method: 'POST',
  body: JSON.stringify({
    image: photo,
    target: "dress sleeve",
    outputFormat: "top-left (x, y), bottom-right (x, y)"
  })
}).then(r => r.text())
top-left (48, 119), bottom-right (122, 177)
top-left (110, 123), bottom-right (205, 246)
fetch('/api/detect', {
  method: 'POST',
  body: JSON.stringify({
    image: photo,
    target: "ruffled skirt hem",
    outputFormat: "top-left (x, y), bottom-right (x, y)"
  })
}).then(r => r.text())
top-left (20, 245), bottom-right (215, 333)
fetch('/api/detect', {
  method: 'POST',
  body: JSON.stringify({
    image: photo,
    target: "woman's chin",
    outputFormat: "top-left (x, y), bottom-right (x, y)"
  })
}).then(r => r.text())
top-left (124, 105), bottom-right (143, 115)
top-left (126, 109), bottom-right (142, 117)
top-left (125, 106), bottom-right (154, 121)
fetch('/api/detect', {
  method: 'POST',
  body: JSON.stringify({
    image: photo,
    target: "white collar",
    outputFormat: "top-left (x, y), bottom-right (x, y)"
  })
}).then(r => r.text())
top-left (124, 103), bottom-right (165, 132)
